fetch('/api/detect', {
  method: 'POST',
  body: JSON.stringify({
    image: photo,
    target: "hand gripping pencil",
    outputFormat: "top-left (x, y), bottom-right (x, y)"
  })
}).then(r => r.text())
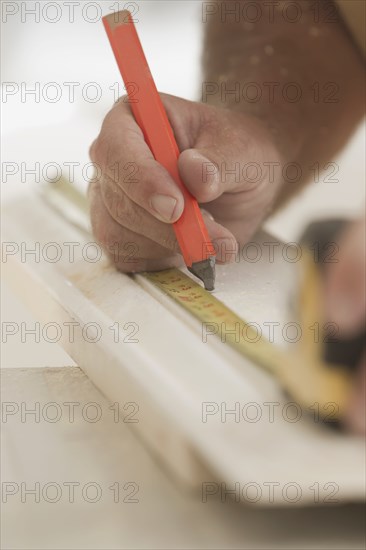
top-left (102, 11), bottom-right (216, 290)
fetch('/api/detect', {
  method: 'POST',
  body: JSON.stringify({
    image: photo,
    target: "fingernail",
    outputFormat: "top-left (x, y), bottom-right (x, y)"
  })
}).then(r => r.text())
top-left (188, 151), bottom-right (219, 189)
top-left (150, 195), bottom-right (178, 222)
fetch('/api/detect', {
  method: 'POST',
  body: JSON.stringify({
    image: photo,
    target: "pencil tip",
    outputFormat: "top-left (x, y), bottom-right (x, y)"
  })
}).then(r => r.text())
top-left (188, 257), bottom-right (216, 291)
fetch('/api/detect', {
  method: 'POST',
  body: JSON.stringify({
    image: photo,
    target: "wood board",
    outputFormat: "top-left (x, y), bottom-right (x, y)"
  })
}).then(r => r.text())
top-left (2, 191), bottom-right (365, 506)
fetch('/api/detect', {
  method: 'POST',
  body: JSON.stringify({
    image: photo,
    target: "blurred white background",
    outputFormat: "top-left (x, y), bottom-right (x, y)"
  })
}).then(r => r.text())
top-left (1, 0), bottom-right (365, 367)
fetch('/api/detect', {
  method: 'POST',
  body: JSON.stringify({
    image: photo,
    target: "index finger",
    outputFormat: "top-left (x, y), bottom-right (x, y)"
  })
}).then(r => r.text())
top-left (90, 100), bottom-right (184, 223)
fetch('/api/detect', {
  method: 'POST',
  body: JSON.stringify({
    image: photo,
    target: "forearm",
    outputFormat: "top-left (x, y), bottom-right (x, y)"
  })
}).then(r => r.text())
top-left (201, 0), bottom-right (365, 205)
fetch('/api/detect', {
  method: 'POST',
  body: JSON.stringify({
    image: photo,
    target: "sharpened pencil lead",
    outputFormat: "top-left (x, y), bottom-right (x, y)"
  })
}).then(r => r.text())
top-left (188, 257), bottom-right (216, 291)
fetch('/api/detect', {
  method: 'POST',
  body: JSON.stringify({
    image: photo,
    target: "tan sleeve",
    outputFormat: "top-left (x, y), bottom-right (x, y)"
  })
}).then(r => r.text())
top-left (336, 0), bottom-right (366, 57)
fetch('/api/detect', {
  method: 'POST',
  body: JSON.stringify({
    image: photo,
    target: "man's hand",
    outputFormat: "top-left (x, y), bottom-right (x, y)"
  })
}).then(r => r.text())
top-left (325, 219), bottom-right (366, 435)
top-left (88, 93), bottom-right (283, 271)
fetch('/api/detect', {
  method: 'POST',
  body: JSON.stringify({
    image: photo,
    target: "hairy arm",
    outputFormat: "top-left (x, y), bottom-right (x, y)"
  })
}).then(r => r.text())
top-left (201, 0), bottom-right (365, 207)
top-left (89, 1), bottom-right (364, 272)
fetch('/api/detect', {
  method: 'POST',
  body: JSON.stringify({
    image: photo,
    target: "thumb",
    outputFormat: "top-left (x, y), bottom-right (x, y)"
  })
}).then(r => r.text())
top-left (178, 148), bottom-right (246, 204)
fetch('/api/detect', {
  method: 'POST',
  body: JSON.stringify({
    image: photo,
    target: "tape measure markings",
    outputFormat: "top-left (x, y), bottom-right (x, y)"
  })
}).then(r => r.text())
top-left (144, 268), bottom-right (291, 377)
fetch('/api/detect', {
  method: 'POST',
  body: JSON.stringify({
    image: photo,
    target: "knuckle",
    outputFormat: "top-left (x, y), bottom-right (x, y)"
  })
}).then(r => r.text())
top-left (115, 94), bottom-right (129, 106)
top-left (90, 126), bottom-right (118, 174)
top-left (92, 132), bottom-right (111, 170)
top-left (102, 182), bottom-right (144, 231)
top-left (87, 179), bottom-right (98, 202)
top-left (160, 231), bottom-right (180, 254)
top-left (89, 139), bottom-right (97, 162)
